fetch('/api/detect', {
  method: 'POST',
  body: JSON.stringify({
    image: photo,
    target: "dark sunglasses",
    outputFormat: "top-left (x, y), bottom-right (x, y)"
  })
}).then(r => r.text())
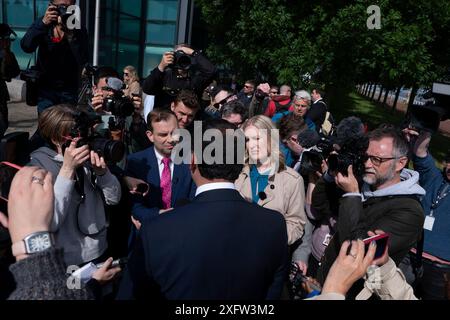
top-left (213, 95), bottom-right (236, 109)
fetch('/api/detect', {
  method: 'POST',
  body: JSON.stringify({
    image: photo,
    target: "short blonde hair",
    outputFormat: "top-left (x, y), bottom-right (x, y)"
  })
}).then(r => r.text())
top-left (39, 104), bottom-right (76, 148)
top-left (241, 115), bottom-right (286, 174)
top-left (124, 65), bottom-right (139, 82)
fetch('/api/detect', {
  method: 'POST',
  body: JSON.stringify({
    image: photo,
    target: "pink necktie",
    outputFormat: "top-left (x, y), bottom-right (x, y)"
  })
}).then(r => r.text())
top-left (161, 157), bottom-right (172, 209)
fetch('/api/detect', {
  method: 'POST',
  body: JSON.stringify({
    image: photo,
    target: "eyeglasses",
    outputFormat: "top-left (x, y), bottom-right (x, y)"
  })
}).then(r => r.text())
top-left (123, 73), bottom-right (129, 76)
top-left (366, 154), bottom-right (399, 166)
top-left (244, 85), bottom-right (254, 89)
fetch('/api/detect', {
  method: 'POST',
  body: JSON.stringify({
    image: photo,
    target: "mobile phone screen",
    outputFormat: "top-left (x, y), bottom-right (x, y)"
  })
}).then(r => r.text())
top-left (364, 234), bottom-right (389, 259)
top-left (0, 162), bottom-right (21, 214)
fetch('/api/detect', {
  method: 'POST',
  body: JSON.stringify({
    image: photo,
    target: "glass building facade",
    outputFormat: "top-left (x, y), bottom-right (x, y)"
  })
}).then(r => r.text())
top-left (1, 0), bottom-right (194, 77)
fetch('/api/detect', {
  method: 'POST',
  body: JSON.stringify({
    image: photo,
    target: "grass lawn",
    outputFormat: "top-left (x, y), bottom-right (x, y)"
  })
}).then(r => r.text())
top-left (331, 92), bottom-right (450, 165)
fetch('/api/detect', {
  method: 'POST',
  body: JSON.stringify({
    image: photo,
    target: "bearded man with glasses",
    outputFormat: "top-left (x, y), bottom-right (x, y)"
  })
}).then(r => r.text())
top-left (316, 125), bottom-right (425, 298)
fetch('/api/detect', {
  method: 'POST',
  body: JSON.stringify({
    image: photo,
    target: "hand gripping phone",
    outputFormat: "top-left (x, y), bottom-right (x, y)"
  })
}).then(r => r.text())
top-left (363, 233), bottom-right (389, 260)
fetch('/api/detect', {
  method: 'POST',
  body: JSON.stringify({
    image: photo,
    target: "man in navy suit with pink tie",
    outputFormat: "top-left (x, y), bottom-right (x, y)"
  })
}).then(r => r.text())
top-left (125, 109), bottom-right (196, 242)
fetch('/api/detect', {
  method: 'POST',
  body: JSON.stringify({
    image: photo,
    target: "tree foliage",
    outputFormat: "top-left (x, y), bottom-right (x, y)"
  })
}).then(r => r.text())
top-left (195, 0), bottom-right (450, 105)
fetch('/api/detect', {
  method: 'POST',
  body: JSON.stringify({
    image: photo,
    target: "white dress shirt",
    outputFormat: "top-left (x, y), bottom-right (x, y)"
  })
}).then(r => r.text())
top-left (154, 147), bottom-right (175, 178)
top-left (195, 182), bottom-right (236, 197)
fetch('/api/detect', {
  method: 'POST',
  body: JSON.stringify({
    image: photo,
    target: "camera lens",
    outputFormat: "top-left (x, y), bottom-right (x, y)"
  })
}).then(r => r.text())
top-left (90, 138), bottom-right (125, 163)
top-left (116, 98), bottom-right (135, 117)
top-left (177, 55), bottom-right (192, 70)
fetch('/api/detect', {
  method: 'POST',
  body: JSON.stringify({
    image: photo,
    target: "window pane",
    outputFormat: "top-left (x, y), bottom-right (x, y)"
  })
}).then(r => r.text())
top-left (36, 0), bottom-right (50, 18)
top-left (143, 46), bottom-right (171, 75)
top-left (119, 14), bottom-right (140, 42)
top-left (117, 42), bottom-right (139, 73)
top-left (120, 0), bottom-right (142, 17)
top-left (98, 37), bottom-right (116, 67)
top-left (147, 0), bottom-right (178, 22)
top-left (4, 0), bottom-right (34, 27)
top-left (102, 8), bottom-right (119, 37)
top-left (146, 22), bottom-right (176, 46)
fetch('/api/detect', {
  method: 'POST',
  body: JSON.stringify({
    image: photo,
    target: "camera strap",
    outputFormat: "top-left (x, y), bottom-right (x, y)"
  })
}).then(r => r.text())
top-left (73, 166), bottom-right (108, 237)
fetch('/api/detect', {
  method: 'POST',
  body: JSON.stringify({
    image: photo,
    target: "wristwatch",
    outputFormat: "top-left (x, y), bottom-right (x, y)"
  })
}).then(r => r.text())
top-left (12, 231), bottom-right (54, 257)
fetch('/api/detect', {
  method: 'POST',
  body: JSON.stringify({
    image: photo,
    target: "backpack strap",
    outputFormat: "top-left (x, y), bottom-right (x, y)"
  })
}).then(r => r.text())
top-left (274, 99), bottom-right (291, 113)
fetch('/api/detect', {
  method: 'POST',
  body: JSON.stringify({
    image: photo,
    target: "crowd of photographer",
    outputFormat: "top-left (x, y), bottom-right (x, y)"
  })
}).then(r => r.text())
top-left (1, 1), bottom-right (450, 301)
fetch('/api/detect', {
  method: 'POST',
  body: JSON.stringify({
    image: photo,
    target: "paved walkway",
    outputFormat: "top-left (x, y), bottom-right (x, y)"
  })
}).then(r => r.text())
top-left (5, 101), bottom-right (38, 137)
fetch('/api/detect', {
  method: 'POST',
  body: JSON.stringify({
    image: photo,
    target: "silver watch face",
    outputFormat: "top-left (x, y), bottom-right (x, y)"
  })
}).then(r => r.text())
top-left (25, 233), bottom-right (52, 253)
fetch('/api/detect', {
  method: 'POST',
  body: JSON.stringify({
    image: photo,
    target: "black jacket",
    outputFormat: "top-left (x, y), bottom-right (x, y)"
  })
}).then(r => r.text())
top-left (315, 171), bottom-right (425, 297)
top-left (20, 19), bottom-right (88, 91)
top-left (306, 99), bottom-right (327, 131)
top-left (117, 188), bottom-right (289, 300)
top-left (142, 52), bottom-right (216, 109)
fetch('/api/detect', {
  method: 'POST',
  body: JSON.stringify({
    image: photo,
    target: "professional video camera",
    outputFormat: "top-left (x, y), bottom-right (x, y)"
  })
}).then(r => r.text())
top-left (170, 50), bottom-right (192, 70)
top-left (64, 111), bottom-right (125, 163)
top-left (405, 79), bottom-right (450, 132)
top-left (101, 77), bottom-right (135, 118)
top-left (327, 135), bottom-right (369, 178)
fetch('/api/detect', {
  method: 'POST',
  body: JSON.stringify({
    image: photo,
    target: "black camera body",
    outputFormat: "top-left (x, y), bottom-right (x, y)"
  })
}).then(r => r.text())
top-left (299, 138), bottom-right (333, 176)
top-left (54, 4), bottom-right (72, 26)
top-left (170, 50), bottom-right (192, 70)
top-left (102, 92), bottom-right (135, 118)
top-left (406, 81), bottom-right (450, 132)
top-left (65, 111), bottom-right (125, 163)
top-left (327, 135), bottom-right (369, 179)
top-left (254, 89), bottom-right (268, 100)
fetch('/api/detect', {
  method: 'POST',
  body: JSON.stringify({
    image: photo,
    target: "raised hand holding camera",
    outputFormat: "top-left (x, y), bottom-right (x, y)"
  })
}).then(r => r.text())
top-left (42, 4), bottom-right (59, 26)
top-left (60, 139), bottom-right (90, 180)
top-left (335, 165), bottom-right (360, 193)
top-left (158, 51), bottom-right (175, 72)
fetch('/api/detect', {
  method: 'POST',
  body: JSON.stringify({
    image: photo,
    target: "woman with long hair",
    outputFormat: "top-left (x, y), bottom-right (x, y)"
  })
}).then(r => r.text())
top-left (235, 115), bottom-right (306, 246)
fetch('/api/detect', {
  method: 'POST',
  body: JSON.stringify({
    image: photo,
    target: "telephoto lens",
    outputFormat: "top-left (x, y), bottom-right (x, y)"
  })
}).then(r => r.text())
top-left (89, 138), bottom-right (125, 163)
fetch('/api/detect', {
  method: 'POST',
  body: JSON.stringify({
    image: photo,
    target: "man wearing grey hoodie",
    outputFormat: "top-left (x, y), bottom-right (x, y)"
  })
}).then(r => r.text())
top-left (316, 125), bottom-right (425, 298)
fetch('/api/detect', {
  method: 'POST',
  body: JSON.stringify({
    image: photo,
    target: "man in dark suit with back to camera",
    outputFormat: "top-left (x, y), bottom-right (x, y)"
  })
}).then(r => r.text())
top-left (117, 119), bottom-right (289, 300)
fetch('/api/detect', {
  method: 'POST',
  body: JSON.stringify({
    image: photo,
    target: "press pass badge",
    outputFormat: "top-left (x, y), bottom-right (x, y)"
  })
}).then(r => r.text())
top-left (424, 215), bottom-right (435, 231)
top-left (323, 233), bottom-right (332, 246)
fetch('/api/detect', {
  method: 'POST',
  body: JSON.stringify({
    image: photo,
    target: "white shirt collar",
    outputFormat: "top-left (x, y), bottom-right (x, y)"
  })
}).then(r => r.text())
top-left (313, 98), bottom-right (323, 104)
top-left (195, 182), bottom-right (236, 197)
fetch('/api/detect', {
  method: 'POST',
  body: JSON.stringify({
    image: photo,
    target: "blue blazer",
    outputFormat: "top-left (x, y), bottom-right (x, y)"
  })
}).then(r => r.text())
top-left (125, 147), bottom-right (196, 222)
top-left (116, 188), bottom-right (289, 300)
